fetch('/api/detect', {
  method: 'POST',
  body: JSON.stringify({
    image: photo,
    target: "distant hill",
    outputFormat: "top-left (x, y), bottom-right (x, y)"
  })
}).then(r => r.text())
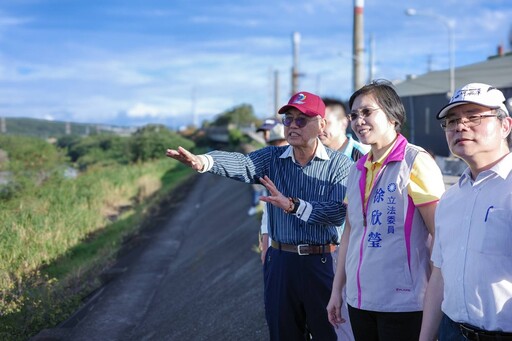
top-left (0, 117), bottom-right (135, 139)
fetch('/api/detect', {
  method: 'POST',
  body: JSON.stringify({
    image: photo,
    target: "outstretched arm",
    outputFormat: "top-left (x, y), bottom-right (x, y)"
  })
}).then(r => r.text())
top-left (166, 146), bottom-right (205, 171)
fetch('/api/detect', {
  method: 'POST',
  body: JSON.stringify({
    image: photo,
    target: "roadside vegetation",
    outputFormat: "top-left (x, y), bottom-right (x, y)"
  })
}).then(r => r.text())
top-left (0, 125), bottom-right (195, 340)
top-left (0, 104), bottom-right (261, 340)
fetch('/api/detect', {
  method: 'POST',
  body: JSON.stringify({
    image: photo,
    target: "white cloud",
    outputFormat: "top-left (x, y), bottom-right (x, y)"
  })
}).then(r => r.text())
top-left (0, 13), bottom-right (31, 27)
top-left (127, 103), bottom-right (162, 118)
top-left (0, 0), bottom-right (510, 127)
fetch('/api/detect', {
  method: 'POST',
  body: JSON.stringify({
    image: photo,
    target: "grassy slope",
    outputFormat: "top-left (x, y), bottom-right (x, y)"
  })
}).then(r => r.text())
top-left (0, 159), bottom-right (194, 340)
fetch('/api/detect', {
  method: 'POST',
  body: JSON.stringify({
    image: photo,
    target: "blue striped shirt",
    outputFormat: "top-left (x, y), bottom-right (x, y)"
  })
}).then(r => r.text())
top-left (204, 141), bottom-right (353, 245)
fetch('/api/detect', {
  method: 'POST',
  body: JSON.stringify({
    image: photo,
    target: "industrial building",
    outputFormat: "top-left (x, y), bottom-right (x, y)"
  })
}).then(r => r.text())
top-left (394, 52), bottom-right (512, 156)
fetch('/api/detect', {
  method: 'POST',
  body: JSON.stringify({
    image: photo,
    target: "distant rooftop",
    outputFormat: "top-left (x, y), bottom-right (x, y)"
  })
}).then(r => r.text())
top-left (394, 53), bottom-right (512, 97)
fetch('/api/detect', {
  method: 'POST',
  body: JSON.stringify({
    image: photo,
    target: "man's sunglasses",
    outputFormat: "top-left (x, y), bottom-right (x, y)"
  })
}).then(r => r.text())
top-left (282, 115), bottom-right (319, 128)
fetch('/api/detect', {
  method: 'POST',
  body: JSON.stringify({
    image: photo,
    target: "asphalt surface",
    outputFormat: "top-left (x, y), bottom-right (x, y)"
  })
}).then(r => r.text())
top-left (31, 170), bottom-right (459, 341)
top-left (33, 173), bottom-right (268, 341)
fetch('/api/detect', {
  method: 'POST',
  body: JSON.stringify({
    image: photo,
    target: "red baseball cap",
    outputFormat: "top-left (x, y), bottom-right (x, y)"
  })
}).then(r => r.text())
top-left (278, 91), bottom-right (326, 118)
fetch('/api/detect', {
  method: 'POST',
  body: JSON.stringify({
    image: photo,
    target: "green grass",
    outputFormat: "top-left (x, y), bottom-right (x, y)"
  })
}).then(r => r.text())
top-left (0, 158), bottom-right (194, 340)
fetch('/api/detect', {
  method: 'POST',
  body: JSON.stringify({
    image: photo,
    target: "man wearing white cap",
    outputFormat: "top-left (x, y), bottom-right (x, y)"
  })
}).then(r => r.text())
top-left (256, 118), bottom-right (287, 147)
top-left (420, 83), bottom-right (512, 340)
top-left (248, 119), bottom-right (288, 217)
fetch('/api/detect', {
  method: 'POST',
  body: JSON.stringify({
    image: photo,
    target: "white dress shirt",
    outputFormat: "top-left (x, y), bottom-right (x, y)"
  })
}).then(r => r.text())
top-left (432, 152), bottom-right (512, 332)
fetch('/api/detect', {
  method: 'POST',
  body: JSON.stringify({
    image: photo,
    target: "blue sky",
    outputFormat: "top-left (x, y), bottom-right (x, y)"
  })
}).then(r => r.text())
top-left (0, 0), bottom-right (511, 128)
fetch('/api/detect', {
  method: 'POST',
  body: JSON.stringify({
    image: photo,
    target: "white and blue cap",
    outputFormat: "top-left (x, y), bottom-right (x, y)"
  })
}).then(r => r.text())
top-left (437, 83), bottom-right (509, 119)
top-left (267, 124), bottom-right (285, 143)
top-left (257, 118), bottom-right (279, 132)
top-left (256, 118), bottom-right (285, 143)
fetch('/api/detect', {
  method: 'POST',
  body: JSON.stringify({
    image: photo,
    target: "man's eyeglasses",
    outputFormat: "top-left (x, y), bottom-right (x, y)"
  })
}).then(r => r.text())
top-left (440, 114), bottom-right (499, 131)
top-left (347, 107), bottom-right (380, 121)
top-left (282, 115), bottom-right (318, 128)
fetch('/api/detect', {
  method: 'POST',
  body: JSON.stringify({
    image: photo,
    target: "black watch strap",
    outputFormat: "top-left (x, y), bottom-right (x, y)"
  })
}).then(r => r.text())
top-left (289, 197), bottom-right (300, 214)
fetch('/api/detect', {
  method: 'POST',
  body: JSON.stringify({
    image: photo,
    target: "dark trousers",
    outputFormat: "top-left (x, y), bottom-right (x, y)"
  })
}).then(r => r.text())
top-left (438, 313), bottom-right (466, 341)
top-left (263, 247), bottom-right (337, 341)
top-left (347, 304), bottom-right (422, 341)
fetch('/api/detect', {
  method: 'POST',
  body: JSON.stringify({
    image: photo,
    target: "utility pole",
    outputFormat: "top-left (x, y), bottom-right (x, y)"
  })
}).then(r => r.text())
top-left (405, 8), bottom-right (455, 97)
top-left (291, 32), bottom-right (301, 95)
top-left (367, 33), bottom-right (375, 83)
top-left (353, 0), bottom-right (365, 92)
top-left (274, 70), bottom-right (280, 118)
top-left (191, 85), bottom-right (198, 128)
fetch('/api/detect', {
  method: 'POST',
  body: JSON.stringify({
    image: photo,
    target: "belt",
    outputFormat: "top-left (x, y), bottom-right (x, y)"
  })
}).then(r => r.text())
top-left (460, 323), bottom-right (512, 341)
top-left (270, 240), bottom-right (337, 255)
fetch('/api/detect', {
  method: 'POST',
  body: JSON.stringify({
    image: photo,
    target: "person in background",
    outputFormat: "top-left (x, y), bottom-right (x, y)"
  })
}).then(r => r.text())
top-left (321, 97), bottom-right (369, 160)
top-left (247, 118), bottom-right (284, 216)
top-left (327, 80), bottom-right (445, 340)
top-left (419, 83), bottom-right (512, 340)
top-left (167, 91), bottom-right (353, 340)
top-left (254, 119), bottom-right (288, 264)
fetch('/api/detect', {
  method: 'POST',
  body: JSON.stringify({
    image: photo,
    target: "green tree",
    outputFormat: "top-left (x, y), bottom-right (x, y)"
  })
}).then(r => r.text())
top-left (211, 104), bottom-right (257, 127)
top-left (64, 134), bottom-right (131, 168)
top-left (130, 125), bottom-right (195, 162)
top-left (0, 135), bottom-right (67, 197)
top-left (0, 136), bottom-right (64, 173)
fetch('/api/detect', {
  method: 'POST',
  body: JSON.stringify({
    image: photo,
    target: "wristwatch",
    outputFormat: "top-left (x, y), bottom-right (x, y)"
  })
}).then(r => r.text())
top-left (286, 197), bottom-right (300, 214)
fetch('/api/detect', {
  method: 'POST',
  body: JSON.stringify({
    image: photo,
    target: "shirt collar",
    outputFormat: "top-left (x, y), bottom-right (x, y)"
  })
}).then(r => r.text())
top-left (492, 152), bottom-right (512, 178)
top-left (280, 138), bottom-right (330, 162)
top-left (341, 136), bottom-right (355, 158)
top-left (458, 152), bottom-right (512, 186)
top-left (363, 134), bottom-right (401, 170)
top-left (458, 168), bottom-right (472, 186)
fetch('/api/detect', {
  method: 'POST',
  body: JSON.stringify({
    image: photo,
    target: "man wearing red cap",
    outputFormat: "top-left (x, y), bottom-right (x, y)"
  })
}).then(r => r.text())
top-left (167, 91), bottom-right (353, 340)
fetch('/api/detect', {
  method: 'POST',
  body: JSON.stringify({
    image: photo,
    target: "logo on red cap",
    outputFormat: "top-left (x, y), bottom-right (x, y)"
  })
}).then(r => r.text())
top-left (278, 91), bottom-right (325, 118)
top-left (292, 93), bottom-right (307, 105)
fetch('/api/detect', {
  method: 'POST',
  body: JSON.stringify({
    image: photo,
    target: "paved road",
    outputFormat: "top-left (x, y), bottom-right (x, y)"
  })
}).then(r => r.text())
top-left (32, 169), bottom-right (459, 341)
top-left (34, 173), bottom-right (268, 340)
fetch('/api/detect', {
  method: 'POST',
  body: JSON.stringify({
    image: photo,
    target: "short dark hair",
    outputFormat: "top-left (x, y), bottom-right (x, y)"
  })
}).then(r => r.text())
top-left (322, 97), bottom-right (347, 117)
top-left (348, 79), bottom-right (406, 133)
top-left (496, 108), bottom-right (512, 148)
